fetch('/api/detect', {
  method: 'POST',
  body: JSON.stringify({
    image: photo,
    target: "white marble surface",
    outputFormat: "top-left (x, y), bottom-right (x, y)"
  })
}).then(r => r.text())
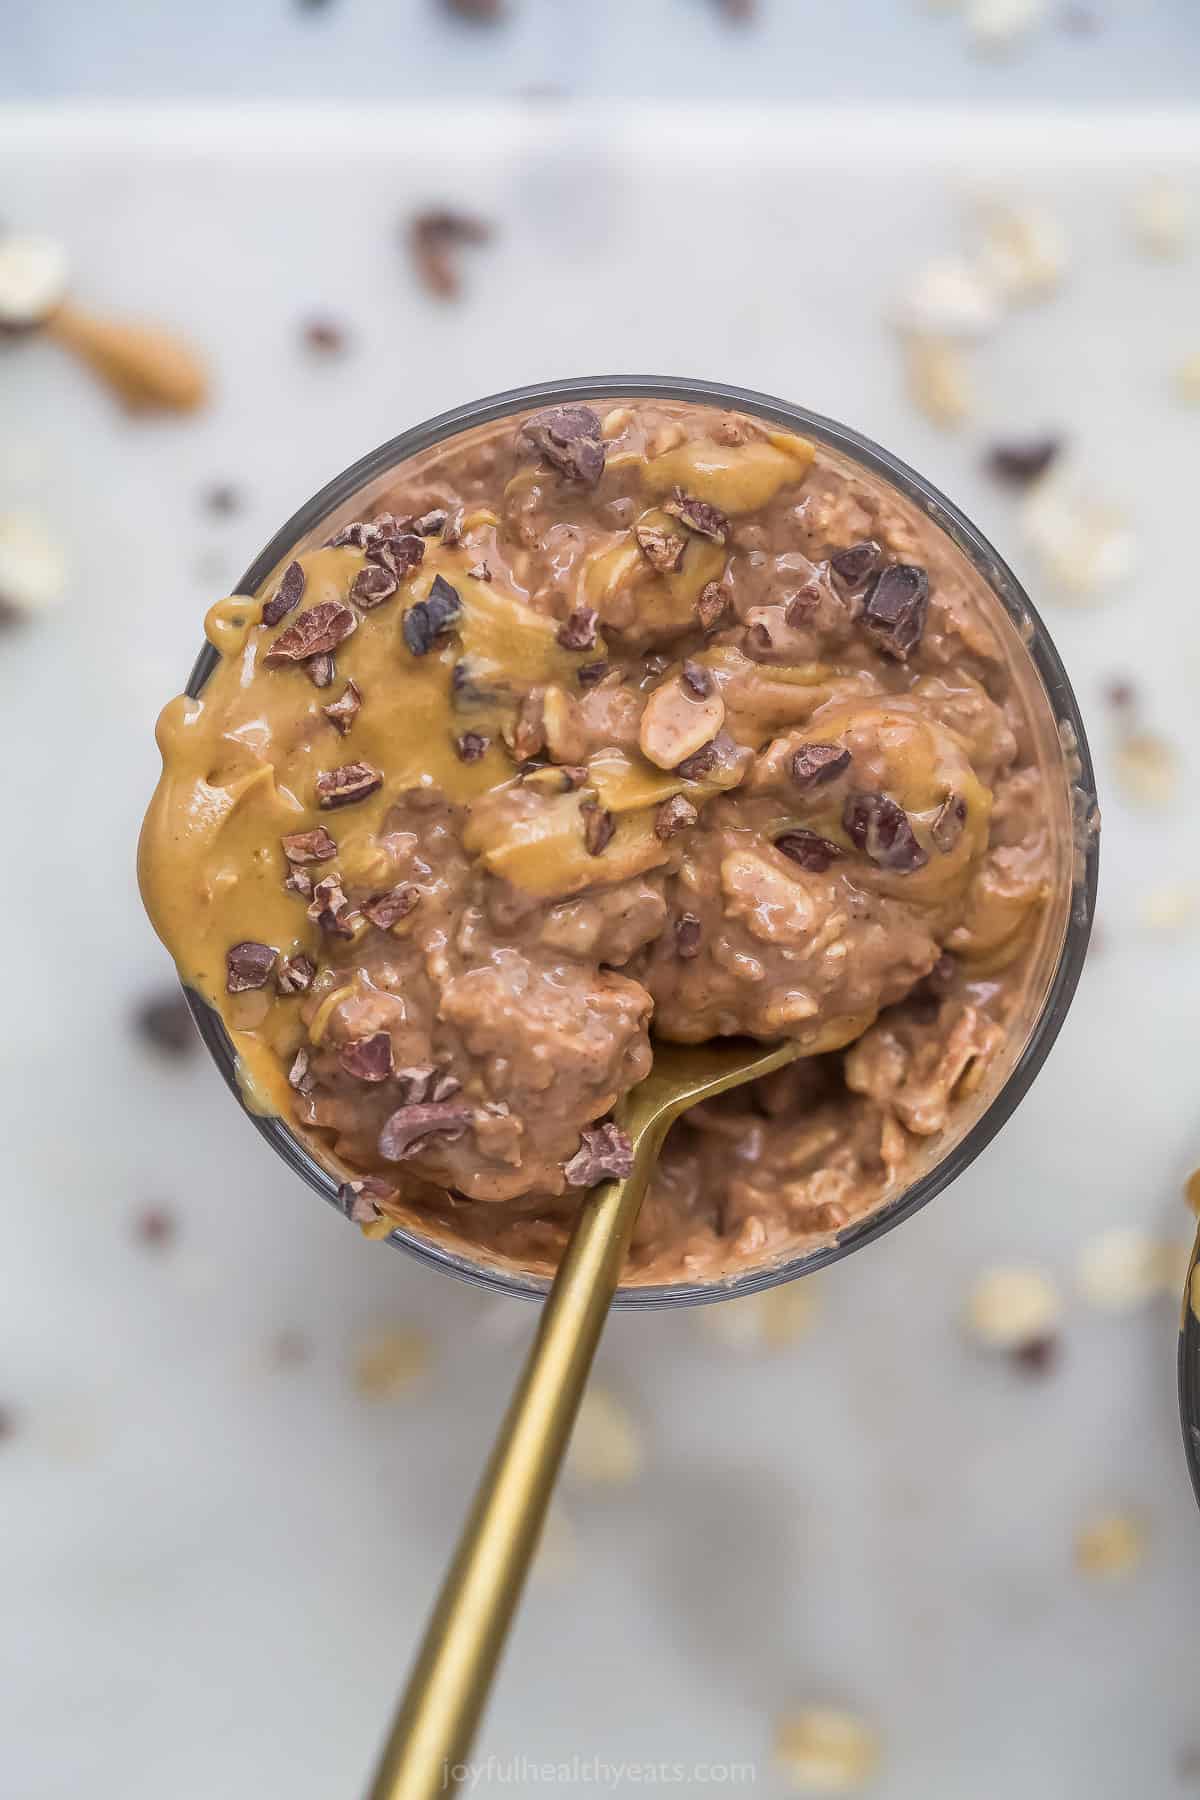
top-left (2, 105), bottom-right (1200, 1799)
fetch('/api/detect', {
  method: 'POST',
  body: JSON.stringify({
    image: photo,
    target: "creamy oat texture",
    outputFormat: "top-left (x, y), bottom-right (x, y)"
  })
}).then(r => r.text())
top-left (140, 398), bottom-right (1069, 1285)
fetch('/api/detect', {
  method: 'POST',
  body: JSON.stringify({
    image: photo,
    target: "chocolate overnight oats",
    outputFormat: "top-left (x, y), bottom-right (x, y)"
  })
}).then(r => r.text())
top-left (140, 395), bottom-right (1074, 1286)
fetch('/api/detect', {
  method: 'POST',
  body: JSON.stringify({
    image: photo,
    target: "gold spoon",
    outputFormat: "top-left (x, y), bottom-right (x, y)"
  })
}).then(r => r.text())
top-left (367, 1034), bottom-right (800, 1800)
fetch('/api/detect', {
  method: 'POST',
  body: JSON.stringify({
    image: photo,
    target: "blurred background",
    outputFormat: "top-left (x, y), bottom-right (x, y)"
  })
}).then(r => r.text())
top-left (4, 4), bottom-right (1200, 1796)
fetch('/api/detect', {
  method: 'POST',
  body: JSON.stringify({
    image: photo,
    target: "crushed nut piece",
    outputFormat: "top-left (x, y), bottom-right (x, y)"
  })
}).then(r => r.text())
top-left (1075, 1508), bottom-right (1147, 1579)
top-left (904, 333), bottom-right (972, 428)
top-left (353, 1328), bottom-right (430, 1399)
top-left (0, 511), bottom-right (68, 622)
top-left (323, 679), bottom-right (362, 735)
top-left (964, 1265), bottom-right (1062, 1349)
top-left (1131, 178), bottom-right (1191, 258)
top-left (774, 1706), bottom-right (880, 1793)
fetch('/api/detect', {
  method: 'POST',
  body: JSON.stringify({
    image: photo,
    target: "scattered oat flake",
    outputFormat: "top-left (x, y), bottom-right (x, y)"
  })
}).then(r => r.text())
top-left (973, 198), bottom-right (1067, 303)
top-left (1139, 884), bottom-right (1199, 933)
top-left (895, 256), bottom-right (1001, 341)
top-left (0, 511), bottom-right (67, 622)
top-left (352, 1328), bottom-right (430, 1399)
top-left (1074, 1508), bottom-right (1147, 1579)
top-left (1020, 470), bottom-right (1133, 598)
top-left (1174, 352), bottom-right (1200, 406)
top-left (967, 0), bottom-right (1047, 53)
top-left (1131, 178), bottom-right (1191, 258)
top-left (963, 1265), bottom-right (1061, 1349)
top-left (567, 1386), bottom-right (642, 1487)
top-left (696, 1282), bottom-right (820, 1351)
top-left (775, 1706), bottom-right (880, 1793)
top-left (903, 333), bottom-right (971, 428)
top-left (1112, 731), bottom-right (1177, 808)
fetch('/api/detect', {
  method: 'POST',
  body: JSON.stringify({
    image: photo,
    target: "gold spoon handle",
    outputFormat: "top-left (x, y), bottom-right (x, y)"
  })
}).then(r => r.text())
top-left (367, 1118), bottom-right (666, 1800)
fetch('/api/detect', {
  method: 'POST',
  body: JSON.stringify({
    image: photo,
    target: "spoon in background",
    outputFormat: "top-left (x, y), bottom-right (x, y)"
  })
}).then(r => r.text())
top-left (366, 1033), bottom-right (800, 1800)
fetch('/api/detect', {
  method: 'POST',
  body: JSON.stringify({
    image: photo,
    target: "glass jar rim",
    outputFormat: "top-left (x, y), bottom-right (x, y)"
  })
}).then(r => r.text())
top-left (181, 374), bottom-right (1099, 1309)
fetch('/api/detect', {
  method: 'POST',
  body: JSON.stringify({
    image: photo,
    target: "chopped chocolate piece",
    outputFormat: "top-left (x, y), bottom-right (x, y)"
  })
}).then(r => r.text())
top-left (403, 574), bottom-right (462, 656)
top-left (325, 521), bottom-right (374, 550)
top-left (563, 1122), bottom-right (635, 1187)
top-left (775, 829), bottom-right (844, 874)
top-left (226, 940), bottom-right (277, 992)
top-left (577, 659), bottom-right (609, 688)
top-left (264, 600), bottom-right (357, 663)
top-left (307, 874), bottom-right (357, 936)
top-left (676, 740), bottom-right (718, 781)
top-left (306, 652), bottom-right (336, 688)
top-left (276, 954), bottom-right (316, 996)
top-left (351, 562), bottom-right (399, 608)
top-left (985, 436), bottom-right (1062, 488)
top-left (791, 742), bottom-right (851, 789)
top-left (413, 508), bottom-right (449, 536)
top-left (323, 679), bottom-right (362, 735)
top-left (680, 659), bottom-right (713, 698)
top-left (674, 911), bottom-right (703, 958)
top-left (861, 564), bottom-right (929, 662)
top-left (583, 802), bottom-right (615, 855)
top-left (556, 604), bottom-right (599, 651)
top-left (316, 761), bottom-right (383, 809)
top-left (843, 792), bottom-right (929, 872)
top-left (635, 522), bottom-right (687, 573)
top-left (520, 405), bottom-right (606, 487)
top-left (288, 1047), bottom-right (313, 1092)
top-left (930, 793), bottom-right (968, 854)
top-left (134, 1206), bottom-right (176, 1249)
top-left (510, 690), bottom-right (546, 761)
top-left (363, 883), bottom-right (420, 930)
top-left (784, 588), bottom-right (821, 629)
top-left (1011, 1332), bottom-right (1060, 1376)
top-left (408, 208), bottom-right (492, 300)
top-left (655, 794), bottom-right (699, 840)
top-left (338, 1176), bottom-right (398, 1225)
top-left (261, 559), bottom-right (306, 627)
top-left (378, 1101), bottom-right (473, 1160)
top-left (202, 483), bottom-right (240, 517)
top-left (455, 731), bottom-right (490, 762)
top-left (467, 561), bottom-right (492, 582)
top-left (393, 1065), bottom-right (438, 1104)
top-left (134, 991), bottom-right (197, 1058)
top-left (663, 487), bottom-right (730, 545)
top-left (829, 540), bottom-right (882, 590)
top-left (285, 867), bottom-right (314, 898)
top-left (696, 581), bottom-right (729, 631)
top-left (302, 317), bottom-right (348, 355)
top-left (281, 827), bottom-right (337, 863)
top-left (338, 1031), bottom-right (394, 1082)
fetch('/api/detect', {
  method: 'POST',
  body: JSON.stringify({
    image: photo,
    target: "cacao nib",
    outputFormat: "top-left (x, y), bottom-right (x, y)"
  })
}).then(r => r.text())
top-left (413, 508), bottom-right (448, 536)
top-left (930, 793), bottom-right (968, 854)
top-left (323, 679), bottom-right (362, 735)
top-left (791, 742), bottom-right (851, 789)
top-left (369, 531), bottom-right (426, 581)
top-left (696, 581), bottom-right (728, 631)
top-left (680, 659), bottom-right (713, 698)
top-left (287, 1048), bottom-right (314, 1092)
top-left (409, 208), bottom-right (492, 300)
top-left (635, 522), bottom-right (687, 573)
top-left (285, 867), bottom-right (314, 898)
top-left (351, 562), bottom-right (399, 608)
top-left (403, 573), bottom-right (461, 656)
top-left (520, 405), bottom-right (606, 487)
top-left (363, 884), bottom-right (420, 930)
top-left (455, 731), bottom-right (490, 762)
top-left (281, 828), bottom-right (337, 863)
top-left (784, 589), bottom-right (820, 629)
top-left (276, 954), bottom-right (315, 996)
top-left (338, 1176), bottom-right (399, 1225)
top-left (306, 652), bottom-right (335, 688)
top-left (829, 540), bottom-right (882, 591)
top-left (556, 604), bottom-right (599, 651)
top-left (775, 830), bottom-right (843, 874)
top-left (316, 761), bottom-right (383, 809)
top-left (338, 1031), bottom-right (394, 1083)
top-left (663, 487), bottom-right (729, 545)
top-left (261, 560), bottom-right (306, 627)
top-left (577, 659), bottom-right (609, 688)
top-left (467, 561), bottom-right (491, 582)
top-left (307, 875), bottom-right (357, 936)
top-left (583, 802), bottom-right (615, 855)
top-left (226, 941), bottom-right (277, 992)
top-left (843, 792), bottom-right (929, 872)
top-left (264, 600), bottom-right (357, 664)
top-left (674, 911), bottom-right (703, 958)
top-left (378, 1101), bottom-right (472, 1160)
top-left (676, 741), bottom-right (718, 782)
top-left (563, 1123), bottom-right (635, 1187)
top-left (861, 564), bottom-right (929, 662)
top-left (654, 794), bottom-right (698, 840)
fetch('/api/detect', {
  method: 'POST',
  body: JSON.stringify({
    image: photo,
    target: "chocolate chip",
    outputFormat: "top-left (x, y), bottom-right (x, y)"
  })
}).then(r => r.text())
top-left (675, 911), bottom-right (703, 958)
top-left (655, 794), bottom-right (699, 840)
top-left (467, 561), bottom-right (492, 582)
top-left (316, 761), bottom-right (384, 809)
top-left (635, 522), bottom-right (687, 573)
top-left (276, 954), bottom-right (315, 996)
top-left (556, 604), bottom-right (599, 651)
top-left (323, 679), bottom-right (362, 735)
top-left (202, 483), bottom-right (240, 517)
top-left (583, 802), bottom-right (615, 856)
top-left (307, 874), bottom-right (357, 936)
top-left (563, 1123), bottom-right (635, 1187)
top-left (281, 828), bottom-right (337, 863)
top-left (306, 652), bottom-right (336, 688)
top-left (134, 1206), bottom-right (177, 1250)
top-left (363, 884), bottom-right (420, 930)
top-left (134, 991), bottom-right (197, 1058)
top-left (680, 659), bottom-right (713, 698)
top-left (378, 1101), bottom-right (473, 1160)
top-left (455, 731), bottom-right (490, 762)
top-left (408, 208), bottom-right (492, 299)
top-left (696, 581), bottom-right (729, 631)
top-left (843, 792), bottom-right (929, 872)
top-left (791, 742), bottom-right (851, 790)
top-left (369, 530), bottom-right (426, 582)
top-left (338, 1031), bottom-right (394, 1083)
top-left (577, 660), bottom-right (609, 688)
top-left (862, 564), bottom-right (929, 662)
top-left (226, 941), bottom-right (277, 992)
top-left (288, 1048), bottom-right (314, 1093)
top-left (676, 741), bottom-right (718, 781)
top-left (775, 829), bottom-right (843, 874)
top-left (985, 436), bottom-right (1062, 488)
top-left (930, 793), bottom-right (968, 854)
top-left (663, 487), bottom-right (729, 545)
top-left (520, 405), bottom-right (606, 487)
top-left (302, 318), bottom-right (348, 355)
top-left (264, 600), bottom-right (357, 663)
top-left (261, 559), bottom-right (306, 627)
top-left (351, 563), bottom-right (399, 609)
top-left (829, 540), bottom-right (882, 591)
top-left (1011, 1333), bottom-right (1060, 1376)
top-left (403, 574), bottom-right (461, 656)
